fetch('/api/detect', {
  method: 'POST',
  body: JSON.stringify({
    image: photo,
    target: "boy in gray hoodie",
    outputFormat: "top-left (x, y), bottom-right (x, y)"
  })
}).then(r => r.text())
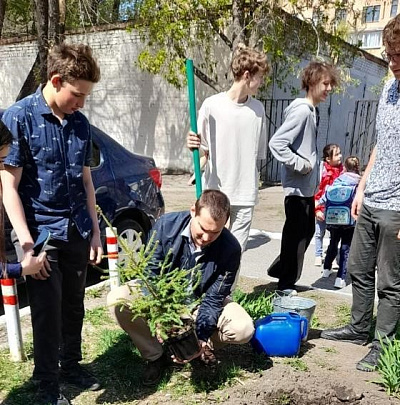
top-left (268, 61), bottom-right (339, 293)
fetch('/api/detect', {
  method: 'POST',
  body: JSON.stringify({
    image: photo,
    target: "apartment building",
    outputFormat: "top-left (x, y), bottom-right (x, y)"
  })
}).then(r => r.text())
top-left (284, 0), bottom-right (398, 57)
top-left (351, 0), bottom-right (398, 56)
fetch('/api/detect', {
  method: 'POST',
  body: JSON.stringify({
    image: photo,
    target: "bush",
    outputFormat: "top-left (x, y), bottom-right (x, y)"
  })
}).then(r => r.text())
top-left (97, 206), bottom-right (201, 341)
top-left (232, 289), bottom-right (274, 320)
top-left (373, 336), bottom-right (400, 397)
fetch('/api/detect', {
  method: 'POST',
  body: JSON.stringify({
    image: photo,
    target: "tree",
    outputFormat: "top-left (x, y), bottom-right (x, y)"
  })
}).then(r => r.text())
top-left (0, 0), bottom-right (7, 38)
top-left (131, 0), bottom-right (362, 90)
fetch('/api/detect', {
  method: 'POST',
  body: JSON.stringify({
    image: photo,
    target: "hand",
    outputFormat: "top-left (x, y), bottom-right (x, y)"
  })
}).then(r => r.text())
top-left (29, 253), bottom-right (52, 280)
top-left (351, 190), bottom-right (364, 221)
top-left (187, 131), bottom-right (201, 150)
top-left (315, 211), bottom-right (325, 222)
top-left (397, 230), bottom-right (400, 240)
top-left (21, 251), bottom-right (47, 276)
top-left (301, 160), bottom-right (312, 175)
top-left (89, 232), bottom-right (103, 265)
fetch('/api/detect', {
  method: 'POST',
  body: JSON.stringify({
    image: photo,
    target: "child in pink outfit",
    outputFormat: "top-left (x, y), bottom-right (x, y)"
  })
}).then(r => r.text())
top-left (314, 144), bottom-right (343, 266)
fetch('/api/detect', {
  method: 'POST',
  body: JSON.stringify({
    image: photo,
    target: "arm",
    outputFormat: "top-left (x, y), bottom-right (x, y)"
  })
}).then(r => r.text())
top-left (0, 167), bottom-right (33, 251)
top-left (82, 166), bottom-right (103, 264)
top-left (195, 248), bottom-right (241, 342)
top-left (257, 113), bottom-right (267, 161)
top-left (186, 102), bottom-right (209, 157)
top-left (269, 105), bottom-right (312, 174)
top-left (0, 167), bottom-right (50, 279)
top-left (351, 146), bottom-right (376, 220)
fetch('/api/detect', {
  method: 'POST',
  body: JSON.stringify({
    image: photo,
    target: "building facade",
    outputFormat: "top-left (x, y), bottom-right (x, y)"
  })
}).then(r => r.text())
top-left (288, 0), bottom-right (399, 57)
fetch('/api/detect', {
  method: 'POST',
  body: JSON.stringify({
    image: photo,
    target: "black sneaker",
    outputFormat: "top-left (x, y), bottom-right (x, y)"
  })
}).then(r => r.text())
top-left (356, 345), bottom-right (381, 372)
top-left (34, 381), bottom-right (70, 405)
top-left (320, 325), bottom-right (369, 346)
top-left (142, 354), bottom-right (168, 386)
top-left (60, 364), bottom-right (101, 391)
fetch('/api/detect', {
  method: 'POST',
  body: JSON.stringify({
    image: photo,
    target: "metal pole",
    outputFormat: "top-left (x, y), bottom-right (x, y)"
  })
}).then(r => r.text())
top-left (185, 59), bottom-right (202, 199)
top-left (106, 227), bottom-right (120, 289)
top-left (1, 278), bottom-right (25, 361)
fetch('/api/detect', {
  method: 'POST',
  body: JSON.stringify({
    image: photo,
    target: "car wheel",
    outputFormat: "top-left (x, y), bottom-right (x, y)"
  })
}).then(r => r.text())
top-left (115, 218), bottom-right (146, 262)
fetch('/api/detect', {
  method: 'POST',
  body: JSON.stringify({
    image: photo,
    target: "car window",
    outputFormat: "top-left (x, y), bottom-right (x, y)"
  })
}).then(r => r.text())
top-left (90, 141), bottom-right (101, 168)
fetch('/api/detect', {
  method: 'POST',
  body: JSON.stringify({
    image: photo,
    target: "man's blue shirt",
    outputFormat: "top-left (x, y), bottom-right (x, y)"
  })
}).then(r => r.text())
top-left (2, 87), bottom-right (93, 240)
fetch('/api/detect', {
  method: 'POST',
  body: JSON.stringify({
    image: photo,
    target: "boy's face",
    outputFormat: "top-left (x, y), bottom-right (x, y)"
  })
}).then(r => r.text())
top-left (309, 73), bottom-right (333, 105)
top-left (189, 206), bottom-right (226, 249)
top-left (52, 76), bottom-right (94, 115)
top-left (385, 45), bottom-right (400, 79)
top-left (246, 71), bottom-right (265, 96)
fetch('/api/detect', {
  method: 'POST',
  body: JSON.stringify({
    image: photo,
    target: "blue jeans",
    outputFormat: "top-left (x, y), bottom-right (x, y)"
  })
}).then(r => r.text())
top-left (324, 226), bottom-right (354, 280)
top-left (348, 204), bottom-right (400, 344)
top-left (314, 219), bottom-right (326, 257)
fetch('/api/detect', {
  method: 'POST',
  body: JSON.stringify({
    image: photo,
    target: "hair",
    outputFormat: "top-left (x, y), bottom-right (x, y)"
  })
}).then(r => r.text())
top-left (301, 61), bottom-right (340, 92)
top-left (231, 45), bottom-right (270, 80)
top-left (322, 143), bottom-right (340, 162)
top-left (194, 190), bottom-right (230, 222)
top-left (383, 14), bottom-right (400, 50)
top-left (47, 43), bottom-right (101, 84)
top-left (344, 156), bottom-right (360, 174)
top-left (0, 121), bottom-right (13, 272)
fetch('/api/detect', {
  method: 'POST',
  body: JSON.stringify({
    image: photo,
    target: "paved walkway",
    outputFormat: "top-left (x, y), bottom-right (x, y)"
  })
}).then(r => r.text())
top-left (242, 228), bottom-right (354, 299)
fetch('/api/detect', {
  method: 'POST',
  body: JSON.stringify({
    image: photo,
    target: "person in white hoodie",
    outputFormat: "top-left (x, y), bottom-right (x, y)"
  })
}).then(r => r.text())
top-left (268, 61), bottom-right (339, 293)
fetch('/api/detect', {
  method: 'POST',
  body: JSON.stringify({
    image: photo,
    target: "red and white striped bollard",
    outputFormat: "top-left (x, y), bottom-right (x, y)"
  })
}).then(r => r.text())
top-left (106, 227), bottom-right (120, 289)
top-left (0, 278), bottom-right (25, 361)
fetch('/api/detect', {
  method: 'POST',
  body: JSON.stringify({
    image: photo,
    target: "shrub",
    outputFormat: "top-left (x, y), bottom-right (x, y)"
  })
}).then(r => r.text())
top-left (232, 289), bottom-right (274, 320)
top-left (373, 336), bottom-right (400, 397)
top-left (97, 206), bottom-right (201, 341)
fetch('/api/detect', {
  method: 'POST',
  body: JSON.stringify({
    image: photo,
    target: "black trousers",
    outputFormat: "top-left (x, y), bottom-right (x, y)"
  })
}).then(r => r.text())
top-left (268, 196), bottom-right (315, 290)
top-left (13, 224), bottom-right (89, 382)
top-left (348, 204), bottom-right (400, 344)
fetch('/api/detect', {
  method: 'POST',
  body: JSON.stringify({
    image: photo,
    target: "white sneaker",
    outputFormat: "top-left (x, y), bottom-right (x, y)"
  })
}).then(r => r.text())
top-left (334, 277), bottom-right (346, 289)
top-left (281, 289), bottom-right (298, 297)
top-left (332, 260), bottom-right (340, 269)
top-left (314, 256), bottom-right (323, 267)
top-left (322, 269), bottom-right (333, 278)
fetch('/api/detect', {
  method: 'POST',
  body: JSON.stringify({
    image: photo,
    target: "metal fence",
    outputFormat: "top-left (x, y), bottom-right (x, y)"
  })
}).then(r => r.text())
top-left (343, 100), bottom-right (378, 171)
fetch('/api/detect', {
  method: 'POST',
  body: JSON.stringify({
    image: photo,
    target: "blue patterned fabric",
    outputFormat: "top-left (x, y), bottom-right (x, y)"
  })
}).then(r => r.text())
top-left (364, 78), bottom-right (400, 211)
top-left (2, 87), bottom-right (93, 241)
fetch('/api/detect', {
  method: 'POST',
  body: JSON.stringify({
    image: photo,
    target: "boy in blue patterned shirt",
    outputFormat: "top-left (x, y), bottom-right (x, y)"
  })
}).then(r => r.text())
top-left (1, 43), bottom-right (103, 405)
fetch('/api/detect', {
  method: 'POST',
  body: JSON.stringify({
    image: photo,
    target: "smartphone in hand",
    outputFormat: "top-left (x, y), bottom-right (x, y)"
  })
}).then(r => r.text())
top-left (33, 230), bottom-right (51, 256)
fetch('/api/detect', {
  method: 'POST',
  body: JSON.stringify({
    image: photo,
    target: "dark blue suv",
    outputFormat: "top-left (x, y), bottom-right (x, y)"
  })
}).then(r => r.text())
top-left (0, 109), bottom-right (165, 263)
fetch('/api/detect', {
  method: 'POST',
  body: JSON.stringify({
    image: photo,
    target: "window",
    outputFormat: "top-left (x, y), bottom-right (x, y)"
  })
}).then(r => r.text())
top-left (333, 9), bottom-right (347, 29)
top-left (362, 6), bottom-right (380, 23)
top-left (90, 141), bottom-right (101, 168)
top-left (312, 8), bottom-right (324, 26)
top-left (391, 0), bottom-right (398, 17)
top-left (352, 31), bottom-right (382, 49)
top-left (335, 9), bottom-right (347, 23)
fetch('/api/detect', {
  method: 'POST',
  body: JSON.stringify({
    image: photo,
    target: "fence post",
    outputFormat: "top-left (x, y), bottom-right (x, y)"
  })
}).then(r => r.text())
top-left (106, 227), bottom-right (120, 289)
top-left (0, 278), bottom-right (25, 361)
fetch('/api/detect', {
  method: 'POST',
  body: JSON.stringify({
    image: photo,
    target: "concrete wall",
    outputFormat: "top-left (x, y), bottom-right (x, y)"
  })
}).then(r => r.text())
top-left (0, 27), bottom-right (388, 173)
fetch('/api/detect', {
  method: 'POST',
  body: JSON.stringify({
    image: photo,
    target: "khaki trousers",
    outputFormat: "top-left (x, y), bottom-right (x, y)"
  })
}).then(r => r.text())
top-left (107, 281), bottom-right (255, 361)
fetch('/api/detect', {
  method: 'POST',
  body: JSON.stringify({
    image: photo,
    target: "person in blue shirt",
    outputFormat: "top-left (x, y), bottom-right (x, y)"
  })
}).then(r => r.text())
top-left (107, 190), bottom-right (254, 387)
top-left (0, 121), bottom-right (45, 279)
top-left (1, 44), bottom-right (103, 405)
